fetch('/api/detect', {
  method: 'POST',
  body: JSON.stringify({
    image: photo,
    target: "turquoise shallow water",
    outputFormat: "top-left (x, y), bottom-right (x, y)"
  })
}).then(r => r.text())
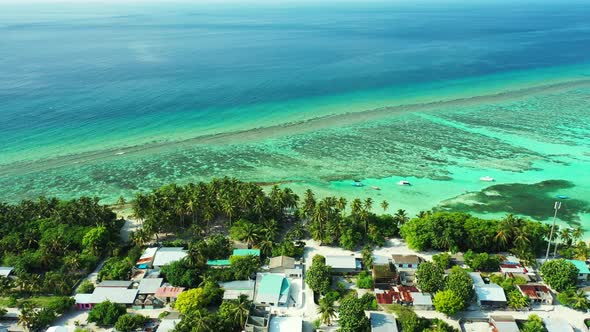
top-left (0, 1), bottom-right (589, 233)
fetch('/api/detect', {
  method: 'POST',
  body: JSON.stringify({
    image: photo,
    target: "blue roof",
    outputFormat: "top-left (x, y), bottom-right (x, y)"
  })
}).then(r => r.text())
top-left (233, 249), bottom-right (261, 257)
top-left (567, 260), bottom-right (590, 274)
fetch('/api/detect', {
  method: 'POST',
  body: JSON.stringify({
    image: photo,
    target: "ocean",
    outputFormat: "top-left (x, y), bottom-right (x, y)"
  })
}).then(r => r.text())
top-left (0, 1), bottom-right (589, 229)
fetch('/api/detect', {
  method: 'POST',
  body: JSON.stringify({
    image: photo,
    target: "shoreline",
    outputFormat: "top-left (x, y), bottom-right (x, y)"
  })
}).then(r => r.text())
top-left (1, 77), bottom-right (590, 177)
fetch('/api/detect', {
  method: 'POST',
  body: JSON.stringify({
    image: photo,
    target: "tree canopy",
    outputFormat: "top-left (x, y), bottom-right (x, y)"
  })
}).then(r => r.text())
top-left (416, 261), bottom-right (445, 293)
top-left (87, 301), bottom-right (127, 326)
top-left (540, 259), bottom-right (578, 292)
top-left (433, 290), bottom-right (463, 316)
top-left (306, 255), bottom-right (332, 295)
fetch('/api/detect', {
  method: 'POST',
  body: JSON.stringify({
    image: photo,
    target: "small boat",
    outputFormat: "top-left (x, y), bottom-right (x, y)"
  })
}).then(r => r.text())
top-left (480, 176), bottom-right (494, 182)
top-left (556, 194), bottom-right (569, 199)
top-left (397, 180), bottom-right (411, 186)
top-left (371, 186), bottom-right (381, 190)
top-left (352, 182), bottom-right (364, 187)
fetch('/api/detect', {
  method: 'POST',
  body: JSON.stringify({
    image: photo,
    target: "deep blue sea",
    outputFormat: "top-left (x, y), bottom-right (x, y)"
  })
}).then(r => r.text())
top-left (1, 1), bottom-right (590, 164)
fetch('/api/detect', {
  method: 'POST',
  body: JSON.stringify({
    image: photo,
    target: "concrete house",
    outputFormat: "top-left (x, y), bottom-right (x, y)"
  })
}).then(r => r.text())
top-left (475, 284), bottom-right (507, 308)
top-left (219, 280), bottom-right (256, 300)
top-left (372, 262), bottom-right (397, 290)
top-left (489, 315), bottom-right (519, 332)
top-left (269, 316), bottom-right (302, 332)
top-left (268, 256), bottom-right (295, 273)
top-left (136, 247), bottom-right (158, 269)
top-left (370, 312), bottom-right (399, 332)
top-left (153, 247), bottom-right (188, 268)
top-left (0, 267), bottom-right (14, 278)
top-left (516, 284), bottom-right (553, 305)
top-left (255, 274), bottom-right (291, 306)
top-left (391, 255), bottom-right (422, 269)
top-left (325, 255), bottom-right (361, 274)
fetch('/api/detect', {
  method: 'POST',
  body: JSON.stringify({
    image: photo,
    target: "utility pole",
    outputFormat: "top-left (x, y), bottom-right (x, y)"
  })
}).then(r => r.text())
top-left (545, 201), bottom-right (562, 262)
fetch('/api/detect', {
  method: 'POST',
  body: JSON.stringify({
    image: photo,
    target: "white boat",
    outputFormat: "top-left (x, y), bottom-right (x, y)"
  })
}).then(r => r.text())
top-left (397, 180), bottom-right (411, 186)
top-left (371, 186), bottom-right (381, 191)
top-left (480, 176), bottom-right (494, 182)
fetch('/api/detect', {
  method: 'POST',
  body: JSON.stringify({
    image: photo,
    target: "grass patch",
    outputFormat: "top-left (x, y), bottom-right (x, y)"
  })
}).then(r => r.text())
top-left (0, 296), bottom-right (62, 308)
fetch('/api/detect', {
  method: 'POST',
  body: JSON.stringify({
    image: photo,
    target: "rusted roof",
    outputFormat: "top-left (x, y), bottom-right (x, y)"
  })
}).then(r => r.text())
top-left (155, 286), bottom-right (185, 298)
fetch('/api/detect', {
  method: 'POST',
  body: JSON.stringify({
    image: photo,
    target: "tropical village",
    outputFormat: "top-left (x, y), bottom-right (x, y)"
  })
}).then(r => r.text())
top-left (1, 178), bottom-right (590, 332)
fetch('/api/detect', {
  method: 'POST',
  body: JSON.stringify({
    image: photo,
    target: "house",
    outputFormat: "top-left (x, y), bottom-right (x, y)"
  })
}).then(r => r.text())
top-left (475, 284), bottom-right (507, 308)
top-left (268, 256), bottom-right (295, 273)
top-left (219, 280), bottom-right (255, 300)
top-left (75, 286), bottom-right (139, 309)
top-left (391, 255), bottom-right (422, 269)
top-left (543, 317), bottom-right (574, 332)
top-left (324, 255), bottom-right (361, 274)
top-left (398, 270), bottom-right (417, 286)
top-left (138, 278), bottom-right (164, 295)
top-left (155, 286), bottom-right (185, 303)
top-left (133, 294), bottom-right (163, 310)
top-left (245, 308), bottom-right (270, 332)
top-left (284, 268), bottom-right (303, 278)
top-left (255, 274), bottom-right (291, 306)
top-left (370, 312), bottom-right (399, 332)
top-left (410, 292), bottom-right (434, 310)
top-left (136, 247), bottom-right (158, 268)
top-left (156, 319), bottom-right (181, 332)
top-left (233, 249), bottom-right (261, 257)
top-left (0, 267), bottom-right (14, 278)
top-left (375, 285), bottom-right (418, 305)
top-left (372, 263), bottom-right (396, 290)
top-left (269, 316), bottom-right (302, 332)
top-left (46, 327), bottom-right (67, 332)
top-left (516, 284), bottom-right (553, 305)
top-left (566, 260), bottom-right (590, 281)
top-left (153, 247), bottom-right (188, 268)
top-left (489, 315), bottom-right (519, 332)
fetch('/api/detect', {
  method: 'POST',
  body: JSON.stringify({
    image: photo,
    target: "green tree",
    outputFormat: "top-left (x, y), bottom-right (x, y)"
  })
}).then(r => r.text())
top-left (174, 283), bottom-right (222, 315)
top-left (433, 290), bottom-right (463, 316)
top-left (416, 262), bottom-right (445, 293)
top-left (229, 255), bottom-right (261, 280)
top-left (338, 294), bottom-right (371, 332)
top-left (540, 259), bottom-right (578, 291)
top-left (218, 295), bottom-right (252, 330)
top-left (444, 267), bottom-right (474, 308)
top-left (115, 314), bottom-right (147, 332)
top-left (161, 260), bottom-right (200, 288)
top-left (98, 257), bottom-right (133, 281)
top-left (521, 314), bottom-right (546, 332)
top-left (82, 226), bottom-right (109, 255)
top-left (317, 297), bottom-right (336, 326)
top-left (306, 255), bottom-right (332, 295)
top-left (380, 200), bottom-right (389, 213)
top-left (87, 301), bottom-right (126, 326)
top-left (432, 253), bottom-right (452, 269)
top-left (557, 288), bottom-right (590, 311)
top-left (389, 305), bottom-right (429, 332)
top-left (356, 271), bottom-right (373, 289)
top-left (507, 290), bottom-right (530, 309)
top-left (18, 304), bottom-right (57, 332)
top-left (77, 280), bottom-right (95, 294)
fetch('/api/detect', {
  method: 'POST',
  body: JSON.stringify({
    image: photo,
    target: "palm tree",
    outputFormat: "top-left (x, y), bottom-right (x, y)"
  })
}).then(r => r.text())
top-left (513, 226), bottom-right (531, 248)
top-left (364, 197), bottom-right (373, 212)
top-left (317, 298), bottom-right (336, 326)
top-left (394, 209), bottom-right (409, 226)
top-left (572, 227), bottom-right (584, 243)
top-left (302, 189), bottom-right (316, 219)
top-left (230, 295), bottom-right (252, 328)
top-left (258, 239), bottom-right (274, 257)
top-left (570, 289), bottom-right (590, 310)
top-left (191, 309), bottom-right (213, 332)
top-left (336, 197), bottom-right (347, 217)
top-left (242, 223), bottom-right (261, 248)
top-left (380, 200), bottom-right (389, 213)
top-left (495, 214), bottom-right (518, 248)
top-left (350, 199), bottom-right (362, 217)
top-left (261, 219), bottom-right (278, 241)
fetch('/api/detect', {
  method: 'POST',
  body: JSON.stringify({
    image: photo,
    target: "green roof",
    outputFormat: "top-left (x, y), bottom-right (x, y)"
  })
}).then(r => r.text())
top-left (280, 278), bottom-right (291, 296)
top-left (567, 260), bottom-right (590, 274)
top-left (258, 274), bottom-right (285, 295)
top-left (233, 249), bottom-right (261, 257)
top-left (207, 259), bottom-right (231, 266)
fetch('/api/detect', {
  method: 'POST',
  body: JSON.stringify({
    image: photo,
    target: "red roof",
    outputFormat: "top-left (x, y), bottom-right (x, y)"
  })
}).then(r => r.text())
top-left (516, 284), bottom-right (551, 300)
top-left (375, 286), bottom-right (418, 304)
top-left (155, 287), bottom-right (185, 298)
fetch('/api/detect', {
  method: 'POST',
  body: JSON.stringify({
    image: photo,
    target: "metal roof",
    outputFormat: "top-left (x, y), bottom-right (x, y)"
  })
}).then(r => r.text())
top-left (269, 256), bottom-right (295, 269)
top-left (137, 247), bottom-right (158, 265)
top-left (476, 284), bottom-right (507, 303)
top-left (155, 286), bottom-right (185, 298)
top-left (370, 312), bottom-right (399, 332)
top-left (153, 247), bottom-right (188, 266)
top-left (325, 255), bottom-right (357, 269)
top-left (490, 316), bottom-right (519, 332)
top-left (207, 259), bottom-right (231, 266)
top-left (97, 280), bottom-right (133, 288)
top-left (220, 280), bottom-right (255, 290)
top-left (138, 278), bottom-right (163, 294)
top-left (233, 249), bottom-right (261, 257)
top-left (255, 274), bottom-right (290, 304)
top-left (90, 287), bottom-right (139, 304)
top-left (468, 272), bottom-right (485, 286)
top-left (410, 292), bottom-right (433, 306)
top-left (567, 260), bottom-right (590, 274)
top-left (156, 319), bottom-right (181, 332)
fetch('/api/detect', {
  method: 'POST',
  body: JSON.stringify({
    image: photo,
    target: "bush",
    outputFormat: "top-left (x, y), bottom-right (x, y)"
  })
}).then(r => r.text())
top-left (356, 271), bottom-right (373, 289)
top-left (433, 290), bottom-right (463, 316)
top-left (464, 251), bottom-right (500, 272)
top-left (77, 280), bottom-right (95, 294)
top-left (46, 297), bottom-right (75, 314)
top-left (87, 301), bottom-right (126, 326)
top-left (115, 314), bottom-right (148, 332)
top-left (432, 253), bottom-right (452, 269)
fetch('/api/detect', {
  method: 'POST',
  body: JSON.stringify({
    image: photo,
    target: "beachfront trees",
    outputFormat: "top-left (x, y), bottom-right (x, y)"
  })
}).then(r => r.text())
top-left (416, 262), bottom-right (445, 293)
top-left (433, 290), bottom-right (463, 316)
top-left (87, 301), bottom-right (126, 326)
top-left (380, 200), bottom-right (389, 212)
top-left (540, 259), bottom-right (578, 291)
